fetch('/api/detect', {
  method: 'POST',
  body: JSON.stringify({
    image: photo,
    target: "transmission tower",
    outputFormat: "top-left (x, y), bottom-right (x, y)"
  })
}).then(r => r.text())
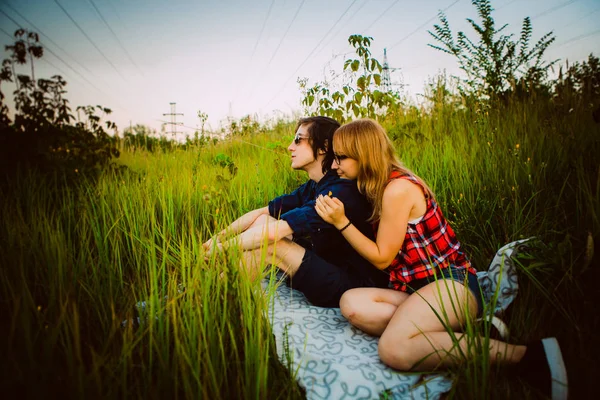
top-left (382, 48), bottom-right (392, 93)
top-left (162, 102), bottom-right (183, 137)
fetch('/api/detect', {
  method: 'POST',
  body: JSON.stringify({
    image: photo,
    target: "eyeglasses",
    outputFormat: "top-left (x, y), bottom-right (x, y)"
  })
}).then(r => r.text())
top-left (294, 133), bottom-right (309, 145)
top-left (333, 153), bottom-right (349, 164)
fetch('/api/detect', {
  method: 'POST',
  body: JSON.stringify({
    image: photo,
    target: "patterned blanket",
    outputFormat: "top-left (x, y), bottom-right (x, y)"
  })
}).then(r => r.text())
top-left (263, 239), bottom-right (531, 400)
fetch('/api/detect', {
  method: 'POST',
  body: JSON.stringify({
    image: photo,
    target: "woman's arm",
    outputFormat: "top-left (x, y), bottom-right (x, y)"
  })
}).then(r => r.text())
top-left (315, 179), bottom-right (418, 270)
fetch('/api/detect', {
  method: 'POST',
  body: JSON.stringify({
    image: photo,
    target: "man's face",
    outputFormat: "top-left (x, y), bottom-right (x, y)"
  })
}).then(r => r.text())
top-left (288, 123), bottom-right (317, 171)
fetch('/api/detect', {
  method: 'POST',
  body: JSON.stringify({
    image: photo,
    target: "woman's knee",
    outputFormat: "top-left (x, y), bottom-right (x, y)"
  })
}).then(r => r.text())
top-left (378, 334), bottom-right (414, 371)
top-left (339, 289), bottom-right (364, 322)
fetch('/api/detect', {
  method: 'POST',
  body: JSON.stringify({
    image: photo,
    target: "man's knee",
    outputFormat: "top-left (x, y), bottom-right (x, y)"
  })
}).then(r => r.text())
top-left (251, 213), bottom-right (274, 228)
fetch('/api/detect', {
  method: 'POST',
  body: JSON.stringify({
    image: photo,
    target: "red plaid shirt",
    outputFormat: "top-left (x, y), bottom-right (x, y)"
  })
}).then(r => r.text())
top-left (373, 172), bottom-right (477, 291)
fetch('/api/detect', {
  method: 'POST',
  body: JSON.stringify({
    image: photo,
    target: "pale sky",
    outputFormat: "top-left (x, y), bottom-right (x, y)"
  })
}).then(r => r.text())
top-left (1, 0), bottom-right (599, 136)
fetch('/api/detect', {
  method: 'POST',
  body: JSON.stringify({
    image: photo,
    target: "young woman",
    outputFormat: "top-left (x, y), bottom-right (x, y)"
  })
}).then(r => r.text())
top-left (314, 118), bottom-right (567, 400)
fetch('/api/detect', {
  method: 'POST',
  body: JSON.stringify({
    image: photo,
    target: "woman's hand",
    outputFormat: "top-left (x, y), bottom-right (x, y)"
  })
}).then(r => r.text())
top-left (315, 194), bottom-right (350, 229)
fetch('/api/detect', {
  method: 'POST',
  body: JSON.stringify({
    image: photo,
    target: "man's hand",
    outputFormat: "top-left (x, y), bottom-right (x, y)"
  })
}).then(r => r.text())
top-left (202, 236), bottom-right (217, 252)
top-left (203, 237), bottom-right (226, 261)
top-left (315, 194), bottom-right (350, 230)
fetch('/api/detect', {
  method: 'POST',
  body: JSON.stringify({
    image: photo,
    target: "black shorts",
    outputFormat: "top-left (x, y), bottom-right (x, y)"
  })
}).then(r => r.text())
top-left (287, 250), bottom-right (387, 308)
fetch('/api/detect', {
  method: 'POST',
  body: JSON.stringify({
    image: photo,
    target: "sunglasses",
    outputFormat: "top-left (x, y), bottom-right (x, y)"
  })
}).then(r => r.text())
top-left (294, 133), bottom-right (309, 145)
top-left (334, 153), bottom-right (349, 164)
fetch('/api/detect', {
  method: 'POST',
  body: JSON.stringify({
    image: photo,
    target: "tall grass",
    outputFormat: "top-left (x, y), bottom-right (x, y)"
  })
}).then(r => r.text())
top-left (1, 97), bottom-right (598, 398)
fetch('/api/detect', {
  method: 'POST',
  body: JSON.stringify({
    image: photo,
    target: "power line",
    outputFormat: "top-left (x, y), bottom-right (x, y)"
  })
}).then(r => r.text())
top-left (560, 5), bottom-right (600, 30)
top-left (386, 0), bottom-right (461, 52)
top-left (248, 0), bottom-right (276, 67)
top-left (0, 2), bottom-right (100, 80)
top-left (152, 120), bottom-right (290, 156)
top-left (0, 27), bottom-right (71, 80)
top-left (0, 8), bottom-right (142, 128)
top-left (496, 0), bottom-right (518, 12)
top-left (1, 4), bottom-right (145, 130)
top-left (0, 9), bottom-right (112, 99)
top-left (232, 0), bottom-right (278, 105)
top-left (85, 0), bottom-right (144, 76)
top-left (261, 0), bottom-right (307, 76)
top-left (0, 25), bottom-right (14, 40)
top-left (263, 0), bottom-right (359, 109)
top-left (0, 26), bottom-right (139, 130)
top-left (362, 0), bottom-right (401, 34)
top-left (243, 0), bottom-right (307, 103)
top-left (312, 0), bottom-right (369, 59)
top-left (532, 0), bottom-right (579, 21)
top-left (52, 0), bottom-right (127, 81)
top-left (554, 28), bottom-right (600, 48)
top-left (155, 119), bottom-right (197, 132)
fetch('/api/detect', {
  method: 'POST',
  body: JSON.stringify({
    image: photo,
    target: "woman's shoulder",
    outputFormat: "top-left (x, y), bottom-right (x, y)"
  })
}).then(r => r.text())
top-left (383, 177), bottom-right (422, 202)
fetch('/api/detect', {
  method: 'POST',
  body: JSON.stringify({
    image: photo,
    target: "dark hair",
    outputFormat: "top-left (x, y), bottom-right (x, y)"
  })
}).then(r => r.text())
top-left (295, 116), bottom-right (340, 173)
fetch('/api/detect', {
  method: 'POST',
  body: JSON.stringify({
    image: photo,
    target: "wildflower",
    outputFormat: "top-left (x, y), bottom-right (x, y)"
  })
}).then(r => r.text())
top-left (527, 157), bottom-right (530, 162)
top-left (460, 193), bottom-right (463, 199)
top-left (512, 186), bottom-right (515, 191)
top-left (37, 305), bottom-right (41, 312)
top-left (215, 208), bottom-right (220, 215)
top-left (515, 144), bottom-right (520, 149)
top-left (487, 141), bottom-right (491, 146)
top-left (202, 185), bottom-right (208, 190)
top-left (74, 169), bottom-right (78, 173)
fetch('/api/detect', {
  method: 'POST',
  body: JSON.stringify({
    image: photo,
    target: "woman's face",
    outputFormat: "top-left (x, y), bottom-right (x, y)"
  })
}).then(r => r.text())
top-left (331, 148), bottom-right (359, 180)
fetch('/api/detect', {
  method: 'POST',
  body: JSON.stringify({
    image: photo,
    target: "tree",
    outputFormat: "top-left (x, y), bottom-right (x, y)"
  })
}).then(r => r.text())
top-left (428, 0), bottom-right (555, 100)
top-left (301, 35), bottom-right (401, 122)
top-left (0, 29), bottom-right (119, 178)
top-left (553, 54), bottom-right (600, 113)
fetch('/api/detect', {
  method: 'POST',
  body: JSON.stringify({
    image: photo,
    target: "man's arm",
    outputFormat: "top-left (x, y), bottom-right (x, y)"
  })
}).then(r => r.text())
top-left (277, 178), bottom-right (366, 236)
top-left (268, 181), bottom-right (312, 217)
top-left (215, 219), bottom-right (294, 253)
top-left (203, 206), bottom-right (269, 250)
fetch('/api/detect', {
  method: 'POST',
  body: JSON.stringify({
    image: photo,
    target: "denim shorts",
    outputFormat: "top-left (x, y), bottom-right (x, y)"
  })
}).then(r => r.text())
top-left (403, 266), bottom-right (484, 317)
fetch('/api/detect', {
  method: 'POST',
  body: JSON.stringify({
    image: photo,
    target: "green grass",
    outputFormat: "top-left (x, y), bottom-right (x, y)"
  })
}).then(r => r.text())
top-left (1, 97), bottom-right (598, 398)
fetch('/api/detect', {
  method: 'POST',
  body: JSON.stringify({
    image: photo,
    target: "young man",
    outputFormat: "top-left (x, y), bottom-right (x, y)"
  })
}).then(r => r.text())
top-left (203, 116), bottom-right (388, 307)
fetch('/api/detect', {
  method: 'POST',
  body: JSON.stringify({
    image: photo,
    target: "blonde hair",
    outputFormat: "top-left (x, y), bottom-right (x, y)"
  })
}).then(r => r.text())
top-left (333, 118), bottom-right (434, 222)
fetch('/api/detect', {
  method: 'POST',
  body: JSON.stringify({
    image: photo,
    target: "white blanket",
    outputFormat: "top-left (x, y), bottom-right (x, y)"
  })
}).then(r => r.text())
top-left (264, 239), bottom-right (531, 399)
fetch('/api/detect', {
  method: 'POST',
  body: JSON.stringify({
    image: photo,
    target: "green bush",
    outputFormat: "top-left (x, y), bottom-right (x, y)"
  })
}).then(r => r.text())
top-left (0, 29), bottom-right (119, 181)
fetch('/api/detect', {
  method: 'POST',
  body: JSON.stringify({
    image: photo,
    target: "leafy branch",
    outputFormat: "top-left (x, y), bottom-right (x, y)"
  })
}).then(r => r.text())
top-left (428, 0), bottom-right (556, 99)
top-left (301, 35), bottom-right (400, 122)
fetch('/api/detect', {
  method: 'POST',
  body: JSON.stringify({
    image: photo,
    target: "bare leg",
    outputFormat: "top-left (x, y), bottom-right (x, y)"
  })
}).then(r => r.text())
top-left (231, 213), bottom-right (304, 279)
top-left (376, 279), bottom-right (526, 371)
top-left (240, 238), bottom-right (306, 281)
top-left (340, 288), bottom-right (410, 336)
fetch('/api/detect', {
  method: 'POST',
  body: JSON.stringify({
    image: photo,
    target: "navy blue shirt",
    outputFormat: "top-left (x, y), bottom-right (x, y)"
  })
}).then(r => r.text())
top-left (268, 170), bottom-right (387, 285)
